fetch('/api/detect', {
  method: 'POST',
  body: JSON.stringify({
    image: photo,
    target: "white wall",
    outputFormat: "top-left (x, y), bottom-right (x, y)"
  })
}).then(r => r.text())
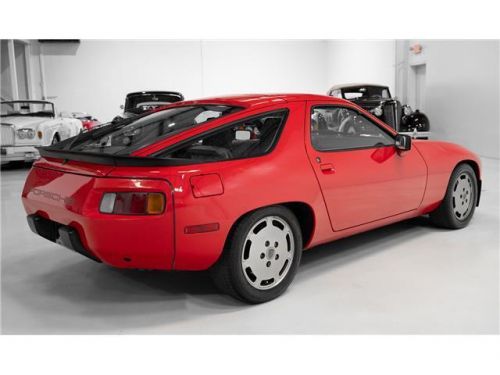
top-left (325, 40), bottom-right (396, 95)
top-left (419, 40), bottom-right (499, 158)
top-left (42, 41), bottom-right (203, 121)
top-left (41, 40), bottom-right (399, 121)
top-left (42, 40), bottom-right (328, 121)
top-left (201, 40), bottom-right (327, 96)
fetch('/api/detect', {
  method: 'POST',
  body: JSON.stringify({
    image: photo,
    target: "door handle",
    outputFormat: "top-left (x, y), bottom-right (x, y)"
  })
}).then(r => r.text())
top-left (319, 163), bottom-right (335, 174)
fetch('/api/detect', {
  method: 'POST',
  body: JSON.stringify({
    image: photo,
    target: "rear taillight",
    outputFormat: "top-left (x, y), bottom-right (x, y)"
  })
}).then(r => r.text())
top-left (99, 192), bottom-right (165, 215)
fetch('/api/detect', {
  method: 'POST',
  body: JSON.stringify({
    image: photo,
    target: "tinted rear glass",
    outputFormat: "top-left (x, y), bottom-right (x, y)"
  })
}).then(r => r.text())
top-left (64, 105), bottom-right (240, 155)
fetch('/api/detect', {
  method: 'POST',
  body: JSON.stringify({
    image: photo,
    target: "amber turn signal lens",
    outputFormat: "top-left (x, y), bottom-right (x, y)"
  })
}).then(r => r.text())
top-left (146, 193), bottom-right (165, 215)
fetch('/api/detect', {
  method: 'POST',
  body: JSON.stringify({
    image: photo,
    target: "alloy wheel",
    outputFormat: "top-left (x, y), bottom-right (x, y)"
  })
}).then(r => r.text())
top-left (452, 172), bottom-right (474, 220)
top-left (241, 216), bottom-right (295, 290)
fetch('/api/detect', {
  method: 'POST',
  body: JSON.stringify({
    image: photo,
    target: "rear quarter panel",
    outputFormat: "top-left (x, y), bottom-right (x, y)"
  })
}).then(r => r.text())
top-left (109, 101), bottom-right (332, 270)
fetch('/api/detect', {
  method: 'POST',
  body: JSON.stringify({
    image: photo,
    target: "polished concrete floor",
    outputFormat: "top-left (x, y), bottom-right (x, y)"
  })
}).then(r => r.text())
top-left (1, 158), bottom-right (498, 334)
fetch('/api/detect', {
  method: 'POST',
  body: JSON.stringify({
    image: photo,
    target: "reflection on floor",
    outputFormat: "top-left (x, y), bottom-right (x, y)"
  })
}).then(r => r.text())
top-left (1, 158), bottom-right (498, 334)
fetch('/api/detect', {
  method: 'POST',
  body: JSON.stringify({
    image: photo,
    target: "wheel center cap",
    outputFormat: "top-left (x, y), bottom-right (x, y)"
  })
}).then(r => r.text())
top-left (266, 248), bottom-right (275, 260)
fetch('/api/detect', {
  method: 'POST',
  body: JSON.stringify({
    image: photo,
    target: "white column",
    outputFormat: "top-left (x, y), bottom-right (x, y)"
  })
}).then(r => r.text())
top-left (24, 42), bottom-right (35, 100)
top-left (7, 40), bottom-right (19, 100)
top-left (38, 43), bottom-right (47, 100)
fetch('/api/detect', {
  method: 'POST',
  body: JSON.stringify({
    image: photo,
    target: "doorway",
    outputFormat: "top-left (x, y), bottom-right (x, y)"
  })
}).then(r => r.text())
top-left (411, 63), bottom-right (426, 111)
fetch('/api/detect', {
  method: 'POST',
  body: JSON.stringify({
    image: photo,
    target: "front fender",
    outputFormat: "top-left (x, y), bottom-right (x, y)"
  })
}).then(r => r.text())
top-left (414, 140), bottom-right (481, 212)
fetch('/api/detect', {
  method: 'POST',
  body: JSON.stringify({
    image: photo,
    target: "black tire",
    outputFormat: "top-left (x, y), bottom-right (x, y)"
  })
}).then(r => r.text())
top-left (51, 133), bottom-right (60, 145)
top-left (1, 160), bottom-right (25, 169)
top-left (429, 163), bottom-right (478, 229)
top-left (210, 206), bottom-right (303, 304)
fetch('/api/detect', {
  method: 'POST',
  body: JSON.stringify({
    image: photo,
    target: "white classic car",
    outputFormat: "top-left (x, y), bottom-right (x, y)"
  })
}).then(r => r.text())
top-left (1, 100), bottom-right (83, 165)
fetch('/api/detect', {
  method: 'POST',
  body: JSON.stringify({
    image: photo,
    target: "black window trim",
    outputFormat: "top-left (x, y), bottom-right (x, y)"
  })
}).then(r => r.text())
top-left (57, 104), bottom-right (243, 153)
top-left (37, 108), bottom-right (288, 167)
top-left (151, 108), bottom-right (290, 164)
top-left (310, 104), bottom-right (396, 153)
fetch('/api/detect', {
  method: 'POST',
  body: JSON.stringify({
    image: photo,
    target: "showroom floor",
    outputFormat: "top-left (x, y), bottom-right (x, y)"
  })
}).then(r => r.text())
top-left (1, 158), bottom-right (498, 334)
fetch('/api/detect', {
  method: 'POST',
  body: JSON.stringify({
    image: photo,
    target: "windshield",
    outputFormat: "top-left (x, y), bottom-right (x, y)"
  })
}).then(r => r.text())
top-left (64, 105), bottom-right (241, 155)
top-left (1, 101), bottom-right (55, 117)
top-left (125, 93), bottom-right (183, 114)
top-left (341, 86), bottom-right (391, 100)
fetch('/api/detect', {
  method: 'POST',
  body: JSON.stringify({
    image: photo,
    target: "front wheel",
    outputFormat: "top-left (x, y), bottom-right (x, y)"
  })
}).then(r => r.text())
top-left (211, 206), bottom-right (302, 304)
top-left (429, 163), bottom-right (478, 229)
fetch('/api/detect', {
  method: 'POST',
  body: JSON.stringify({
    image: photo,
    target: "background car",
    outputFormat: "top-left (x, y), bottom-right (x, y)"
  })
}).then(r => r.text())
top-left (22, 94), bottom-right (480, 303)
top-left (112, 91), bottom-right (184, 122)
top-left (327, 83), bottom-right (430, 139)
top-left (67, 112), bottom-right (100, 131)
top-left (1, 100), bottom-right (83, 165)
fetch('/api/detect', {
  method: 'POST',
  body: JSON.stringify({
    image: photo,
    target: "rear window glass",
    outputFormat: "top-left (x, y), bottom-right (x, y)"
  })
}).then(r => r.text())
top-left (154, 110), bottom-right (288, 163)
top-left (64, 105), bottom-right (240, 155)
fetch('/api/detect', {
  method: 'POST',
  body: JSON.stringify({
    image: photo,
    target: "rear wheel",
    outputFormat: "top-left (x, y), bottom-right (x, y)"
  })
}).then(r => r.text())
top-left (211, 206), bottom-right (302, 303)
top-left (429, 164), bottom-right (478, 229)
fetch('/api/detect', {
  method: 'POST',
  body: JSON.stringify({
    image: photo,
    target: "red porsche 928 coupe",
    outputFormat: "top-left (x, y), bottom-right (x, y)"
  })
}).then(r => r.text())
top-left (22, 94), bottom-right (481, 303)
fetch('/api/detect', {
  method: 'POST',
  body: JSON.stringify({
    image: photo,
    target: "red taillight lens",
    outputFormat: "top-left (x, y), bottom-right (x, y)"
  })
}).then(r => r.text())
top-left (99, 192), bottom-right (165, 215)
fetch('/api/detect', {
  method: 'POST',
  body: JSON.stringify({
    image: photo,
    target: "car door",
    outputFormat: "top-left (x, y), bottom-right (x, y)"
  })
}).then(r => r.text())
top-left (305, 102), bottom-right (427, 231)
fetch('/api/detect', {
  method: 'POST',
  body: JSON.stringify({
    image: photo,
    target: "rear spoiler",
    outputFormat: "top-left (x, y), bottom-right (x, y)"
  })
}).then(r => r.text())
top-left (38, 146), bottom-right (190, 167)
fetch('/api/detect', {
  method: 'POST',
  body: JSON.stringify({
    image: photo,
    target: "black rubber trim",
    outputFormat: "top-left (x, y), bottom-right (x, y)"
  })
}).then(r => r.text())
top-left (27, 214), bottom-right (101, 262)
top-left (38, 147), bottom-right (197, 166)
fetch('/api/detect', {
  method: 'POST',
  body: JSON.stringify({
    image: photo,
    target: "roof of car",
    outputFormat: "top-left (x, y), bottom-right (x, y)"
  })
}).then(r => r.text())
top-left (126, 91), bottom-right (183, 97)
top-left (179, 93), bottom-right (345, 109)
top-left (328, 83), bottom-right (389, 91)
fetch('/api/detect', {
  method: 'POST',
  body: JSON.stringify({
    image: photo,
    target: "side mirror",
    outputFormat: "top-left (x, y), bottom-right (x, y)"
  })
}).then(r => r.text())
top-left (120, 104), bottom-right (124, 110)
top-left (395, 134), bottom-right (412, 151)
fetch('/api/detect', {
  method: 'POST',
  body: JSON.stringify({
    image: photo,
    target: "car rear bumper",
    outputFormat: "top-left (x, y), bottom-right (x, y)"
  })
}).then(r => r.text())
top-left (27, 214), bottom-right (102, 262)
top-left (22, 166), bottom-right (175, 270)
top-left (1, 146), bottom-right (39, 164)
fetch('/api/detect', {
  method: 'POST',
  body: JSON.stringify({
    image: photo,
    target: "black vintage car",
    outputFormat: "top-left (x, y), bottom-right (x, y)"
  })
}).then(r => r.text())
top-left (327, 84), bottom-right (430, 139)
top-left (113, 91), bottom-right (184, 122)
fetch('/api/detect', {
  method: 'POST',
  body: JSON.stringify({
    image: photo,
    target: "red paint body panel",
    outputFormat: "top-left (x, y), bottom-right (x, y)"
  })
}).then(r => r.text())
top-left (22, 166), bottom-right (175, 269)
top-left (190, 174), bottom-right (224, 198)
top-left (21, 94), bottom-right (482, 271)
top-left (81, 119), bottom-right (100, 131)
top-left (412, 140), bottom-right (481, 213)
top-left (304, 100), bottom-right (428, 231)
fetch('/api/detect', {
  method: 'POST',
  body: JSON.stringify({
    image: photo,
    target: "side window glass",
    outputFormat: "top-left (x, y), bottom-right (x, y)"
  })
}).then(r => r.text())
top-left (156, 110), bottom-right (287, 162)
top-left (310, 107), bottom-right (394, 151)
top-left (330, 89), bottom-right (342, 98)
